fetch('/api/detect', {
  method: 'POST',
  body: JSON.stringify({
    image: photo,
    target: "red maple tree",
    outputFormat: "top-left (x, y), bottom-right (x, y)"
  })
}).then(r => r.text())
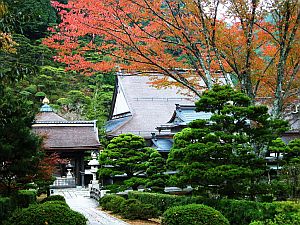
top-left (44, 0), bottom-right (299, 117)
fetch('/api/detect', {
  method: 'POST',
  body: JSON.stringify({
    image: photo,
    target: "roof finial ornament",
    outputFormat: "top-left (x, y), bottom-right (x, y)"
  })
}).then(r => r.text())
top-left (42, 97), bottom-right (50, 105)
top-left (40, 97), bottom-right (53, 112)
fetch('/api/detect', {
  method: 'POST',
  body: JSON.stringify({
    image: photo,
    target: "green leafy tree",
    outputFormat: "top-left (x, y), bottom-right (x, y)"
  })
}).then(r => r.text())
top-left (276, 139), bottom-right (300, 199)
top-left (99, 133), bottom-right (165, 190)
top-left (145, 149), bottom-right (168, 193)
top-left (99, 133), bottom-right (147, 179)
top-left (268, 138), bottom-right (288, 172)
top-left (1, 0), bottom-right (57, 39)
top-left (0, 87), bottom-right (42, 194)
top-left (167, 85), bottom-right (289, 199)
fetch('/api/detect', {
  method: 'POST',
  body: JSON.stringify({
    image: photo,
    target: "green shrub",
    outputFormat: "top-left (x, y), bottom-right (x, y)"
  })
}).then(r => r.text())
top-left (211, 200), bottom-right (300, 225)
top-left (40, 195), bottom-right (66, 203)
top-left (104, 184), bottom-right (126, 193)
top-left (207, 199), bottom-right (272, 225)
top-left (257, 194), bottom-right (274, 203)
top-left (250, 212), bottom-right (300, 225)
top-left (100, 194), bottom-right (125, 212)
top-left (271, 201), bottom-right (300, 214)
top-left (99, 194), bottom-right (115, 207)
top-left (128, 191), bottom-right (204, 213)
top-left (0, 197), bottom-right (14, 224)
top-left (161, 204), bottom-right (229, 225)
top-left (15, 190), bottom-right (37, 208)
top-left (120, 199), bottom-right (158, 220)
top-left (4, 203), bottom-right (87, 225)
top-left (108, 195), bottom-right (126, 213)
top-left (120, 198), bottom-right (140, 213)
top-left (128, 191), bottom-right (300, 225)
top-left (42, 200), bottom-right (69, 208)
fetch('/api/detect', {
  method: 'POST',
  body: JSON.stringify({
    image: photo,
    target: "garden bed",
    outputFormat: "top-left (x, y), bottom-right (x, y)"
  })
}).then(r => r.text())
top-left (101, 208), bottom-right (161, 225)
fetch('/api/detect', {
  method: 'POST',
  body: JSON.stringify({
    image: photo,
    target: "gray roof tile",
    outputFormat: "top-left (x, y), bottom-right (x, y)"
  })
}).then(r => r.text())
top-left (107, 75), bottom-right (197, 137)
top-left (33, 125), bottom-right (100, 149)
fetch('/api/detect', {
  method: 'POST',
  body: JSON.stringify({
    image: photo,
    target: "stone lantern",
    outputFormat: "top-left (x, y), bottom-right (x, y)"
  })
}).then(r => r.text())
top-left (66, 162), bottom-right (74, 178)
top-left (88, 151), bottom-right (100, 184)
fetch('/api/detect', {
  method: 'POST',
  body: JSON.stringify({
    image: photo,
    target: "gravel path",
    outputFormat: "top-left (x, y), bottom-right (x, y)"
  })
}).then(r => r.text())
top-left (52, 188), bottom-right (129, 225)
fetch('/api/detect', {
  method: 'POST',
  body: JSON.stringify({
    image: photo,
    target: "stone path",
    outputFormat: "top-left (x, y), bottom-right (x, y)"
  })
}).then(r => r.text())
top-left (52, 188), bottom-right (129, 225)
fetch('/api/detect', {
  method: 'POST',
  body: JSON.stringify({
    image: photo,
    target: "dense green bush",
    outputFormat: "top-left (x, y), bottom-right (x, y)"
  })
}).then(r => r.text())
top-left (120, 199), bottom-right (158, 220)
top-left (40, 194), bottom-right (66, 203)
top-left (42, 200), bottom-right (69, 208)
top-left (15, 190), bottom-right (37, 208)
top-left (250, 212), bottom-right (300, 225)
top-left (208, 199), bottom-right (274, 225)
top-left (109, 195), bottom-right (126, 213)
top-left (120, 198), bottom-right (140, 212)
top-left (212, 199), bottom-right (300, 225)
top-left (4, 203), bottom-right (87, 225)
top-left (99, 194), bottom-right (125, 212)
top-left (128, 191), bottom-right (300, 225)
top-left (128, 191), bottom-right (204, 213)
top-left (99, 194), bottom-right (115, 207)
top-left (161, 204), bottom-right (229, 225)
top-left (0, 197), bottom-right (14, 224)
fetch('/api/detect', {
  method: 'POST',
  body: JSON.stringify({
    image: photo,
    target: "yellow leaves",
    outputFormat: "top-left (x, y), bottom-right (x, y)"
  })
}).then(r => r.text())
top-left (0, 32), bottom-right (17, 53)
top-left (0, 1), bottom-right (7, 18)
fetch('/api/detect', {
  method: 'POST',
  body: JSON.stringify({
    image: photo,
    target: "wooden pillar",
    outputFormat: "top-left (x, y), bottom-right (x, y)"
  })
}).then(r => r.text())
top-left (74, 151), bottom-right (86, 187)
top-left (75, 155), bottom-right (80, 186)
top-left (80, 152), bottom-right (85, 187)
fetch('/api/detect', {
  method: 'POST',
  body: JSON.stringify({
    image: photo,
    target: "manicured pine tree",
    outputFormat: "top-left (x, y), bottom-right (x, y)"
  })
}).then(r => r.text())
top-left (168, 85), bottom-right (289, 199)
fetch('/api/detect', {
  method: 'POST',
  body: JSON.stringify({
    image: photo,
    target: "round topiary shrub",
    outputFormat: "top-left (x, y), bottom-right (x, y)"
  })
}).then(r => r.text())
top-left (121, 199), bottom-right (159, 220)
top-left (161, 204), bottom-right (230, 225)
top-left (4, 202), bottom-right (87, 225)
top-left (40, 195), bottom-right (66, 203)
top-left (100, 194), bottom-right (125, 212)
top-left (14, 190), bottom-right (37, 208)
top-left (99, 194), bottom-right (115, 207)
top-left (120, 198), bottom-right (140, 213)
top-left (107, 195), bottom-right (126, 213)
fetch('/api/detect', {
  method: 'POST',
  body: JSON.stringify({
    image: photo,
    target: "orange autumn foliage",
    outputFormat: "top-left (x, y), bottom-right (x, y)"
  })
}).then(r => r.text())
top-left (44, 0), bottom-right (299, 116)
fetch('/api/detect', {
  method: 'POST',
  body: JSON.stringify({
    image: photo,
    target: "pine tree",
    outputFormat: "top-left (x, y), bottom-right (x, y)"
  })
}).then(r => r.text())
top-left (168, 85), bottom-right (289, 198)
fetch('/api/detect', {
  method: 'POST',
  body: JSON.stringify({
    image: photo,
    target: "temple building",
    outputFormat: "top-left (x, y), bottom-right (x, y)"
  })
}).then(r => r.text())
top-left (106, 73), bottom-right (300, 156)
top-left (32, 98), bottom-right (100, 187)
top-left (156, 104), bottom-right (212, 134)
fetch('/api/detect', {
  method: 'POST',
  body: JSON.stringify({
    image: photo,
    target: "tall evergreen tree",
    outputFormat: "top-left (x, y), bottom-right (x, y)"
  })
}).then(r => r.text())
top-left (168, 85), bottom-right (289, 198)
top-left (0, 87), bottom-right (42, 194)
top-left (99, 133), bottom-right (165, 190)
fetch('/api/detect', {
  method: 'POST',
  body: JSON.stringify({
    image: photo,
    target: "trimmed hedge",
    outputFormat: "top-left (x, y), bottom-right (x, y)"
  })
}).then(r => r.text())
top-left (4, 202), bottom-right (87, 225)
top-left (0, 197), bottom-right (14, 224)
top-left (100, 194), bottom-right (125, 213)
top-left (42, 200), bottom-right (69, 208)
top-left (99, 194), bottom-right (158, 220)
top-left (250, 212), bottom-right (300, 225)
top-left (128, 191), bottom-right (300, 225)
top-left (128, 191), bottom-right (204, 213)
top-left (120, 199), bottom-right (140, 213)
top-left (99, 194), bottom-right (116, 207)
top-left (161, 204), bottom-right (230, 225)
top-left (121, 199), bottom-right (158, 220)
top-left (15, 190), bottom-right (37, 208)
top-left (212, 199), bottom-right (300, 225)
top-left (40, 195), bottom-right (66, 203)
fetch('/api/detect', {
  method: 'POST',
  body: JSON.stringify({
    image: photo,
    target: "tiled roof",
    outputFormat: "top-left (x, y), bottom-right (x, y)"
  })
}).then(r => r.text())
top-left (106, 75), bottom-right (197, 138)
top-left (33, 109), bottom-right (100, 149)
top-left (152, 138), bottom-right (174, 152)
top-left (35, 112), bottom-right (67, 123)
top-left (106, 115), bottom-right (132, 134)
top-left (33, 125), bottom-right (100, 149)
top-left (168, 105), bottom-right (212, 125)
